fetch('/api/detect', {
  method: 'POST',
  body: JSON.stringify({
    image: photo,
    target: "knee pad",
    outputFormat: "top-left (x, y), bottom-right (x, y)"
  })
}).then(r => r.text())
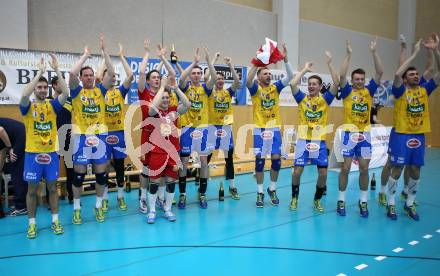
top-left (255, 158), bottom-right (265, 172)
top-left (95, 172), bottom-right (107, 186)
top-left (271, 158), bottom-right (281, 171)
top-left (149, 182), bottom-right (159, 194)
top-left (166, 182), bottom-right (176, 193)
top-left (113, 158), bottom-right (125, 186)
top-left (73, 172), bottom-right (85, 188)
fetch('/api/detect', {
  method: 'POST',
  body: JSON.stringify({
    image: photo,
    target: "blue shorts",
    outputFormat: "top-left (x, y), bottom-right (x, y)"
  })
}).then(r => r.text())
top-left (72, 134), bottom-right (109, 165)
top-left (207, 125), bottom-right (234, 152)
top-left (389, 129), bottom-right (425, 166)
top-left (24, 152), bottom-right (59, 182)
top-left (180, 127), bottom-right (210, 155)
top-left (106, 130), bottom-right (127, 159)
top-left (294, 140), bottom-right (328, 167)
top-left (341, 131), bottom-right (372, 158)
top-left (253, 128), bottom-right (282, 158)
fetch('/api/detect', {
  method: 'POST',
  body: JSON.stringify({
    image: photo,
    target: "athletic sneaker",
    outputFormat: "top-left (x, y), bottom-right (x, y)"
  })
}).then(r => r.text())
top-left (404, 204), bottom-right (420, 221)
top-left (359, 201), bottom-right (369, 218)
top-left (27, 223), bottom-right (37, 239)
top-left (336, 201), bottom-right (346, 216)
top-left (94, 207), bottom-right (105, 223)
top-left (378, 192), bottom-right (387, 206)
top-left (72, 209), bottom-right (82, 225)
top-left (156, 198), bottom-right (165, 211)
top-left (178, 194), bottom-right (186, 209)
top-left (51, 220), bottom-right (64, 235)
top-left (147, 211), bottom-right (156, 224)
top-left (289, 197), bottom-right (298, 211)
top-left (199, 193), bottom-right (208, 209)
top-left (164, 211), bottom-right (176, 222)
top-left (313, 199), bottom-right (324, 213)
top-left (256, 193), bottom-right (264, 208)
top-left (267, 188), bottom-right (279, 206)
top-left (102, 199), bottom-right (109, 213)
top-left (401, 191), bottom-right (418, 206)
top-left (386, 205), bottom-right (397, 220)
top-left (229, 187), bottom-right (240, 200)
top-left (118, 197), bottom-right (127, 211)
top-left (139, 199), bottom-right (148, 213)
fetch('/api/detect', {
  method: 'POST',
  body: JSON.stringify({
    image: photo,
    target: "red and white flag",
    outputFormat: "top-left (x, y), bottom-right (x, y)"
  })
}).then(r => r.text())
top-left (251, 37), bottom-right (285, 67)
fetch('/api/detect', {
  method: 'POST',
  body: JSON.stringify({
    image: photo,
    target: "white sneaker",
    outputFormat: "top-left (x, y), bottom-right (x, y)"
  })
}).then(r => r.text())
top-left (139, 199), bottom-right (148, 214)
top-left (147, 211), bottom-right (156, 224)
top-left (164, 211), bottom-right (176, 222)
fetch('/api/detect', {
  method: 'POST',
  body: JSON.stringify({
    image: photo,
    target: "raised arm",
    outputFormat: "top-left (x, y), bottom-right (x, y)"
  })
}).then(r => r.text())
top-left (138, 39), bottom-right (151, 93)
top-left (69, 46), bottom-right (91, 90)
top-left (118, 43), bottom-right (134, 90)
top-left (281, 43), bottom-right (294, 86)
top-left (149, 76), bottom-right (168, 116)
top-left (95, 56), bottom-right (106, 85)
top-left (204, 47), bottom-right (217, 90)
top-left (399, 34), bottom-right (407, 67)
top-left (394, 39), bottom-right (422, 88)
top-left (370, 36), bottom-right (384, 84)
top-left (246, 65), bottom-right (258, 89)
top-left (423, 33), bottom-right (440, 84)
top-left (339, 40), bottom-right (352, 88)
top-left (224, 57), bottom-right (240, 92)
top-left (20, 56), bottom-right (46, 107)
top-left (48, 53), bottom-right (69, 105)
top-left (178, 48), bottom-right (200, 89)
top-left (170, 80), bottom-right (191, 114)
top-left (100, 35), bottom-right (115, 90)
top-left (157, 44), bottom-right (176, 79)
top-left (324, 50), bottom-right (340, 95)
top-left (290, 62), bottom-right (313, 96)
top-left (423, 47), bottom-right (435, 80)
top-left (204, 52), bottom-right (220, 83)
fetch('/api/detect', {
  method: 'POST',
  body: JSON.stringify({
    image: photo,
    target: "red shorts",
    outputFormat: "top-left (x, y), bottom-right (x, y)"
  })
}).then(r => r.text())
top-left (141, 128), bottom-right (152, 166)
top-left (148, 152), bottom-right (178, 180)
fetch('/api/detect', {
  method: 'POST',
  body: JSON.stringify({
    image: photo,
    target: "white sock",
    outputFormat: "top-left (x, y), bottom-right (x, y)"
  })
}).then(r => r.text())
top-left (360, 190), bottom-right (368, 203)
top-left (52, 214), bottom-right (58, 223)
top-left (338, 191), bottom-right (346, 202)
top-left (380, 184), bottom-right (386, 194)
top-left (158, 186), bottom-right (166, 200)
top-left (117, 187), bottom-right (124, 199)
top-left (29, 218), bottom-right (36, 225)
top-left (406, 177), bottom-right (419, 206)
top-left (269, 181), bottom-right (276, 191)
top-left (403, 184), bottom-right (409, 194)
top-left (164, 192), bottom-right (174, 212)
top-left (229, 179), bottom-right (235, 189)
top-left (141, 188), bottom-right (147, 200)
top-left (96, 196), bottom-right (103, 208)
top-left (148, 192), bottom-right (158, 212)
top-left (74, 199), bottom-right (81, 210)
top-left (103, 186), bottom-right (109, 200)
top-left (387, 177), bottom-right (398, 205)
top-left (257, 184), bottom-right (264, 194)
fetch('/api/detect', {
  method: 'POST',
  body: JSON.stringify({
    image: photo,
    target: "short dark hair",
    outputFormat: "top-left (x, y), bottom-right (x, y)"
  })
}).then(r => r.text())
top-left (216, 72), bottom-right (225, 78)
top-left (308, 75), bottom-right (322, 85)
top-left (146, 69), bottom-right (160, 81)
top-left (38, 76), bottom-right (48, 84)
top-left (50, 76), bottom-right (58, 86)
top-left (351, 68), bottom-right (366, 78)
top-left (80, 66), bottom-right (94, 76)
top-left (402, 66), bottom-right (418, 79)
top-left (257, 67), bottom-right (269, 75)
top-left (192, 66), bottom-right (202, 72)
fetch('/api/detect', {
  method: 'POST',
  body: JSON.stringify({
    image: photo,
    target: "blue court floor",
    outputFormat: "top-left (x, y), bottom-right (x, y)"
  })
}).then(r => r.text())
top-left (1, 149), bottom-right (440, 276)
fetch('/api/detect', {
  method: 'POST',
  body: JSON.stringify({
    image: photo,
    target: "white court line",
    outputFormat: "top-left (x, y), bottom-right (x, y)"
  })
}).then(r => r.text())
top-left (355, 264), bottom-right (368, 270)
top-left (423, 234), bottom-right (433, 239)
top-left (408, 240), bottom-right (419, 246)
top-left (375, 256), bottom-right (387, 261)
top-left (392, 247), bottom-right (404, 253)
top-left (436, 229), bottom-right (440, 234)
top-left (336, 274), bottom-right (347, 276)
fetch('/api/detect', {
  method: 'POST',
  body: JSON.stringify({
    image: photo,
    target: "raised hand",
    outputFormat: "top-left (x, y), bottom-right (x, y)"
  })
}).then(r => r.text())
top-left (346, 40), bottom-right (352, 54)
top-left (414, 38), bottom-right (422, 53)
top-left (99, 34), bottom-right (105, 51)
top-left (203, 47), bottom-right (211, 62)
top-left (224, 56), bottom-right (232, 65)
top-left (37, 56), bottom-right (46, 74)
top-left (422, 33), bottom-right (439, 50)
top-left (156, 44), bottom-right (167, 57)
top-left (370, 36), bottom-right (378, 52)
top-left (144, 38), bottom-right (151, 52)
top-left (194, 47), bottom-right (201, 63)
top-left (304, 62), bottom-right (313, 72)
top-left (160, 75), bottom-right (169, 89)
top-left (118, 43), bottom-right (124, 56)
top-left (48, 53), bottom-right (59, 70)
top-left (324, 50), bottom-right (332, 64)
top-left (83, 46), bottom-right (91, 59)
top-left (282, 43), bottom-right (287, 58)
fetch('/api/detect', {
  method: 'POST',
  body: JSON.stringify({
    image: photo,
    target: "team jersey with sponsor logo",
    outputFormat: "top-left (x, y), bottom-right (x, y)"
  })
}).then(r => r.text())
top-left (392, 79), bottom-right (437, 134)
top-left (105, 85), bottom-right (129, 132)
top-left (70, 84), bottom-right (107, 135)
top-left (341, 80), bottom-right (377, 132)
top-left (148, 107), bottom-right (180, 154)
top-left (180, 82), bottom-right (211, 127)
top-left (20, 98), bottom-right (62, 153)
top-left (294, 90), bottom-right (335, 140)
top-left (249, 80), bottom-right (285, 128)
top-left (208, 87), bottom-right (234, 125)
